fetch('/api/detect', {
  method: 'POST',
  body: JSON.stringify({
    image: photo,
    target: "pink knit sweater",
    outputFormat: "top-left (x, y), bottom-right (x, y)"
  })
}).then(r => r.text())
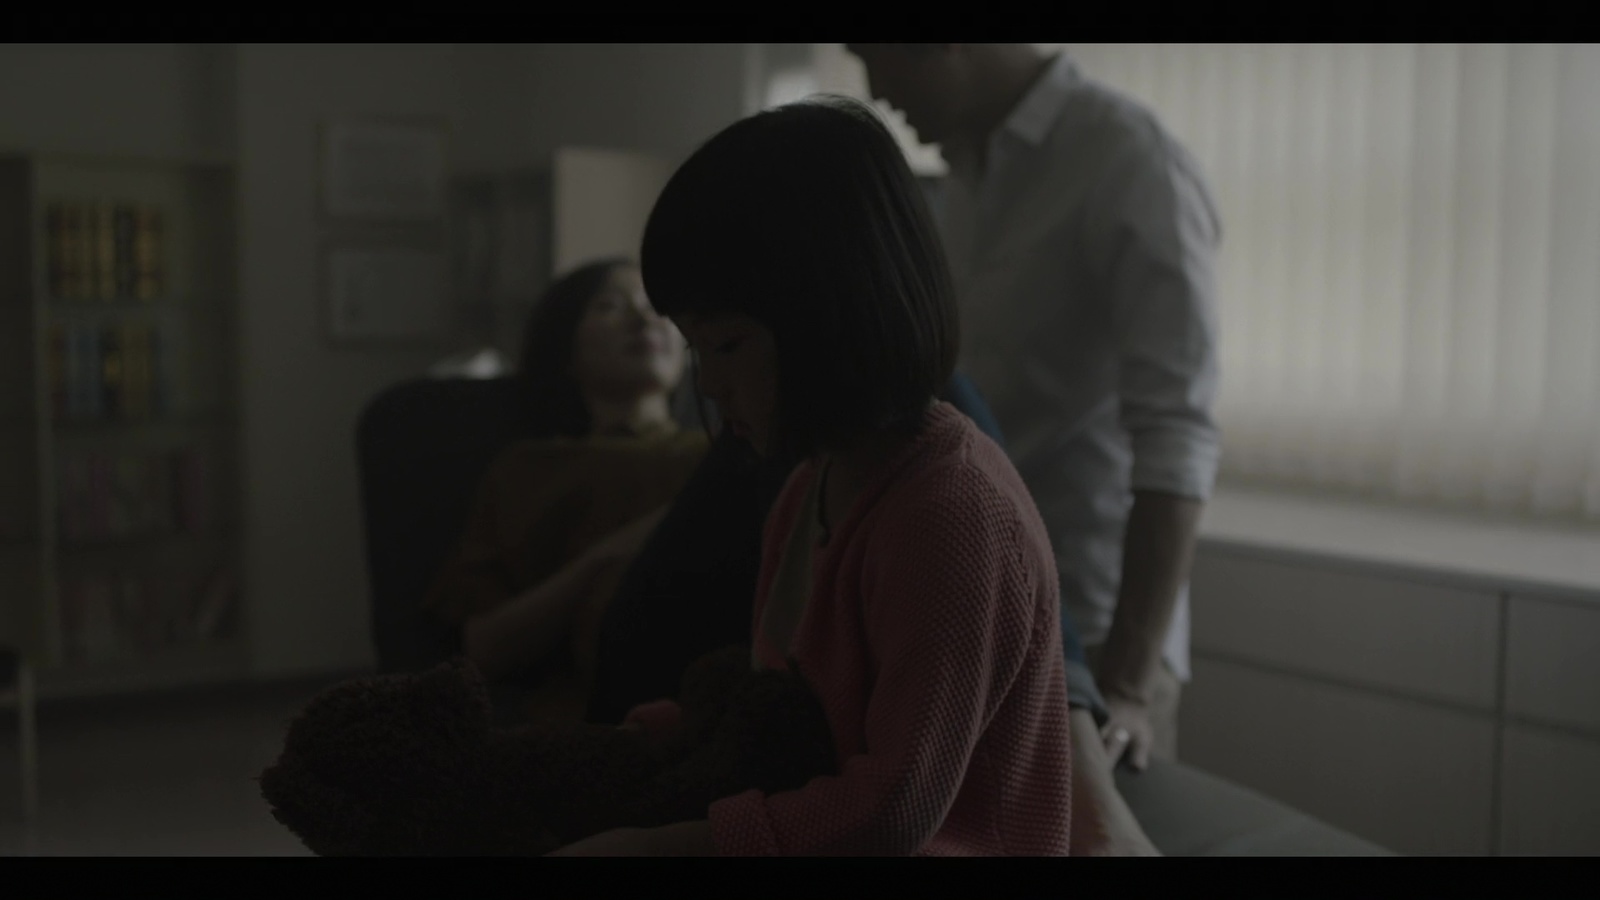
top-left (703, 402), bottom-right (1076, 855)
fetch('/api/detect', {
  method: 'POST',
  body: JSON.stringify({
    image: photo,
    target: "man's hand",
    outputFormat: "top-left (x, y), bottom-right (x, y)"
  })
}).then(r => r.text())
top-left (1100, 693), bottom-right (1157, 773)
top-left (1097, 489), bottom-right (1202, 771)
top-left (1069, 708), bottom-right (1161, 856)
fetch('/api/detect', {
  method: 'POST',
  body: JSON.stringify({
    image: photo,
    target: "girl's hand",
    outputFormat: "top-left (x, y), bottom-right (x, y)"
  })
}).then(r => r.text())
top-left (587, 506), bottom-right (669, 565)
top-left (546, 821), bottom-right (713, 856)
top-left (1068, 708), bottom-right (1161, 857)
top-left (546, 827), bottom-right (654, 856)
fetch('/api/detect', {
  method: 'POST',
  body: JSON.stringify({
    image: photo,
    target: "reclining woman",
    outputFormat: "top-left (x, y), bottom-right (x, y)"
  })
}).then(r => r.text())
top-left (426, 260), bottom-right (1031, 727)
top-left (552, 96), bottom-right (1087, 855)
top-left (422, 258), bottom-right (708, 721)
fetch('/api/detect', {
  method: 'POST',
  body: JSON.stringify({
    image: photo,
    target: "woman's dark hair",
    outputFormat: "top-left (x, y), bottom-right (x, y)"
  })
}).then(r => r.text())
top-left (515, 256), bottom-right (636, 437)
top-left (640, 95), bottom-right (959, 460)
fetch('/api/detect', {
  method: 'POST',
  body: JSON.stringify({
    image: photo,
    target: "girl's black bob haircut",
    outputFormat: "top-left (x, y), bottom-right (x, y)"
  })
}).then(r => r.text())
top-left (640, 94), bottom-right (959, 460)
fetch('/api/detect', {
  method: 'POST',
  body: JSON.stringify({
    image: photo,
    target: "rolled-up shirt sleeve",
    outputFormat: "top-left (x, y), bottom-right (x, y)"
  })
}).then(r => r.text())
top-left (422, 459), bottom-right (515, 626)
top-left (1088, 131), bottom-right (1223, 501)
top-left (1059, 608), bottom-right (1109, 725)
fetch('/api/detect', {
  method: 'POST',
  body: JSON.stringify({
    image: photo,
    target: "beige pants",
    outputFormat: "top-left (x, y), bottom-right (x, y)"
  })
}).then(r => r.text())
top-left (1084, 645), bottom-right (1183, 763)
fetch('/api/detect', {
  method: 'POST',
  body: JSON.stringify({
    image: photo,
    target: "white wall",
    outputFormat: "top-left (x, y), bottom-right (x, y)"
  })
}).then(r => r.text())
top-left (235, 44), bottom-right (462, 678)
top-left (0, 43), bottom-right (235, 162)
top-left (812, 44), bottom-right (948, 177)
top-left (452, 43), bottom-right (749, 174)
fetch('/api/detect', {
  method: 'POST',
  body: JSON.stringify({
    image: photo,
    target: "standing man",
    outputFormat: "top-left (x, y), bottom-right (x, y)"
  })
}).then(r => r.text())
top-left (846, 44), bottom-right (1222, 773)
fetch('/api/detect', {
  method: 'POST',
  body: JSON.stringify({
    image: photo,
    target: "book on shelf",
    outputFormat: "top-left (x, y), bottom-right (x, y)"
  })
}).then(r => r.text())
top-left (113, 204), bottom-right (137, 298)
top-left (133, 206), bottom-right (164, 302)
top-left (50, 320), bottom-right (180, 423)
top-left (151, 452), bottom-right (176, 533)
top-left (83, 324), bottom-right (102, 418)
top-left (56, 454), bottom-right (89, 542)
top-left (45, 201), bottom-right (91, 301)
top-left (150, 320), bottom-right (170, 415)
top-left (49, 323), bottom-right (67, 420)
top-left (119, 322), bottom-right (146, 420)
top-left (120, 321), bottom-right (155, 421)
top-left (46, 204), bottom-right (68, 299)
top-left (101, 324), bottom-right (123, 419)
top-left (44, 200), bottom-right (166, 303)
top-left (61, 323), bottom-right (103, 420)
top-left (63, 324), bottom-right (89, 419)
top-left (68, 203), bottom-right (91, 300)
top-left (58, 563), bottom-right (237, 664)
top-left (56, 446), bottom-right (209, 543)
top-left (174, 448), bottom-right (210, 533)
top-left (189, 567), bottom-right (237, 640)
top-left (138, 321), bottom-right (158, 418)
top-left (59, 575), bottom-right (119, 662)
top-left (88, 453), bottom-right (111, 539)
top-left (127, 571), bottom-right (176, 651)
top-left (108, 454), bottom-right (136, 536)
top-left (116, 322), bottom-right (136, 419)
top-left (91, 202), bottom-right (116, 301)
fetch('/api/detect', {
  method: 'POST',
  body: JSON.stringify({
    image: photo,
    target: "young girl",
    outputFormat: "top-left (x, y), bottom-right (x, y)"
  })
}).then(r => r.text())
top-left (552, 97), bottom-right (1077, 856)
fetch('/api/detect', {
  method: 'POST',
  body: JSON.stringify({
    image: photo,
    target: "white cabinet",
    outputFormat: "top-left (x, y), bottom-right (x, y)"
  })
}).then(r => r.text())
top-left (1182, 655), bottom-right (1496, 856)
top-left (1189, 552), bottom-right (1499, 709)
top-left (1185, 543), bottom-right (1600, 856)
top-left (1506, 596), bottom-right (1600, 734)
top-left (1500, 723), bottom-right (1600, 856)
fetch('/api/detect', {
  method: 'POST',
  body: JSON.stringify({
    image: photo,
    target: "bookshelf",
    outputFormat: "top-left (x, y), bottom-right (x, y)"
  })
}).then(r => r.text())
top-left (0, 153), bottom-right (246, 702)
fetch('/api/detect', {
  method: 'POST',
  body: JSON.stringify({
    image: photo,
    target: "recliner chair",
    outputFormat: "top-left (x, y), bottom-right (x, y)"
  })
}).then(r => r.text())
top-left (355, 375), bottom-right (547, 675)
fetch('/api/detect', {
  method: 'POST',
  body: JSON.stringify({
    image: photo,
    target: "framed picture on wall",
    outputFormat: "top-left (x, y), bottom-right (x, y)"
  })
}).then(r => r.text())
top-left (319, 119), bottom-right (448, 222)
top-left (321, 239), bottom-right (449, 345)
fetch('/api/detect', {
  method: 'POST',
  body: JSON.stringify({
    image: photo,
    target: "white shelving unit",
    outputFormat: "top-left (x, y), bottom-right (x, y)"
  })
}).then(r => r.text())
top-left (1, 153), bottom-right (247, 829)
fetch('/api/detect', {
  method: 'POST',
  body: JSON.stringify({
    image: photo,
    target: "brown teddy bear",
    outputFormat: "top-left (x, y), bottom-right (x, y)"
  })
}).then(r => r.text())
top-left (257, 645), bottom-right (837, 856)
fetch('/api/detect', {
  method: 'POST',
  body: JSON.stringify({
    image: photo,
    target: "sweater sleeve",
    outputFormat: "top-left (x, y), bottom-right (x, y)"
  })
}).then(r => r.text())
top-left (708, 478), bottom-right (1039, 855)
top-left (421, 454), bottom-right (517, 626)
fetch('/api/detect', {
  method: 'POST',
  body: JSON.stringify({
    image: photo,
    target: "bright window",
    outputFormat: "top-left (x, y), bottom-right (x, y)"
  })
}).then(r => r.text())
top-left (806, 43), bottom-right (1600, 523)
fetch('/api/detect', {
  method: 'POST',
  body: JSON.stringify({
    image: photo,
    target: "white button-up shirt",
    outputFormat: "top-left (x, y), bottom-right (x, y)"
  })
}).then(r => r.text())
top-left (933, 53), bottom-right (1223, 680)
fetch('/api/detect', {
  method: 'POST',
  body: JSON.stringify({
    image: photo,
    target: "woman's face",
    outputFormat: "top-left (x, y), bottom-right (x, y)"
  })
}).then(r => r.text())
top-left (673, 311), bottom-right (780, 457)
top-left (570, 266), bottom-right (686, 400)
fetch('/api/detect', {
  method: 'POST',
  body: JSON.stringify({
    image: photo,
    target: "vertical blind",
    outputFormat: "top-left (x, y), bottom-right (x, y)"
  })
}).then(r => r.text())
top-left (814, 44), bottom-right (1600, 523)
